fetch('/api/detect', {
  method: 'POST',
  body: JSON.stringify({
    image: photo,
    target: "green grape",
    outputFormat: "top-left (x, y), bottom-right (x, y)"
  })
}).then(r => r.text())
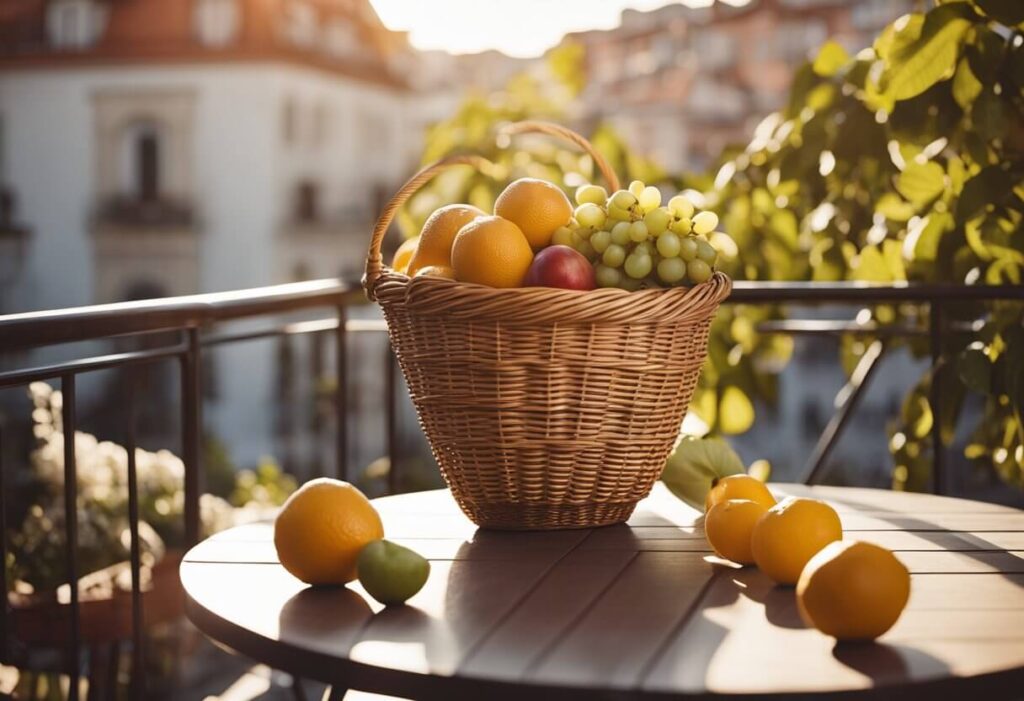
top-left (657, 257), bottom-right (687, 284)
top-left (610, 190), bottom-right (639, 211)
top-left (656, 231), bottom-right (681, 258)
top-left (619, 275), bottom-right (642, 291)
top-left (628, 220), bottom-right (649, 242)
top-left (575, 203), bottom-right (606, 230)
top-left (575, 184), bottom-right (608, 206)
top-left (639, 186), bottom-right (662, 211)
top-left (696, 238), bottom-right (718, 265)
top-left (687, 258), bottom-right (712, 283)
top-left (576, 239), bottom-right (597, 259)
top-left (611, 221), bottom-right (632, 246)
top-left (644, 207), bottom-right (671, 235)
top-left (668, 195), bottom-right (695, 219)
top-left (628, 180), bottom-right (645, 197)
top-left (679, 236), bottom-right (698, 262)
top-left (595, 264), bottom-right (622, 288)
top-left (633, 241), bottom-right (655, 258)
top-left (602, 215), bottom-right (618, 231)
top-left (575, 226), bottom-right (593, 240)
top-left (692, 211), bottom-right (719, 235)
top-left (603, 244), bottom-right (627, 268)
top-left (670, 217), bottom-right (692, 235)
top-left (607, 203), bottom-right (632, 221)
top-left (624, 254), bottom-right (653, 280)
top-left (551, 226), bottom-right (575, 247)
top-left (590, 229), bottom-right (612, 254)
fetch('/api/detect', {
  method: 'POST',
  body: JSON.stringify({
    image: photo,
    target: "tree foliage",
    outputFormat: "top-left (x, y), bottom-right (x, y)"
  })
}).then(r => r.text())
top-left (404, 1), bottom-right (1023, 491)
top-left (698, 0), bottom-right (1023, 490)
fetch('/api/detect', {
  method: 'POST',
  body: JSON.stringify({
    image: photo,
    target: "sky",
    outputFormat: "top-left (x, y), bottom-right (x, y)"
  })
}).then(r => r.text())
top-left (368, 0), bottom-right (744, 58)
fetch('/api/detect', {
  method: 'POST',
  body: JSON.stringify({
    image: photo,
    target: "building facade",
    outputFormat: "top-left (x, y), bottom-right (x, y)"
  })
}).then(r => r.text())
top-left (0, 0), bottom-right (419, 467)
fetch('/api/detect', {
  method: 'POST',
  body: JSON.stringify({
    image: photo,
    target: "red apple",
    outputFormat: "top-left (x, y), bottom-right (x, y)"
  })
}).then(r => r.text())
top-left (523, 245), bottom-right (596, 290)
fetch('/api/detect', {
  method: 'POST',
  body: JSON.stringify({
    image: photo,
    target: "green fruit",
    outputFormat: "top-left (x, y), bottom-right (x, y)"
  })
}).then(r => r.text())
top-left (357, 539), bottom-right (430, 606)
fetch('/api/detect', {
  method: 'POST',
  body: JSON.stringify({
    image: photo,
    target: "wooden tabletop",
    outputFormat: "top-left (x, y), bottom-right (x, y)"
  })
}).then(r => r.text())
top-left (181, 484), bottom-right (1024, 700)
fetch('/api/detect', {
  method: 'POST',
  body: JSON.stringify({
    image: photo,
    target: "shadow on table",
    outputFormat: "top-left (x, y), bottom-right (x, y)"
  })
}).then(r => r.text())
top-left (833, 641), bottom-right (950, 686)
top-left (278, 586), bottom-right (375, 651)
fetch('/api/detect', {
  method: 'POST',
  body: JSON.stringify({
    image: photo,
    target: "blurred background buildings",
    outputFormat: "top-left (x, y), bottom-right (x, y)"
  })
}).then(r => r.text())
top-left (0, 0), bottom-right (918, 492)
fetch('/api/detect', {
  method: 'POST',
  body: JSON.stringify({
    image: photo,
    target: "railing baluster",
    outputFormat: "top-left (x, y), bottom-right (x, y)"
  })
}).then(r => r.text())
top-left (335, 305), bottom-right (348, 481)
top-left (386, 348), bottom-right (398, 495)
top-left (61, 373), bottom-right (81, 701)
top-left (0, 423), bottom-right (8, 664)
top-left (930, 302), bottom-right (946, 495)
top-left (182, 328), bottom-right (202, 547)
top-left (125, 372), bottom-right (145, 699)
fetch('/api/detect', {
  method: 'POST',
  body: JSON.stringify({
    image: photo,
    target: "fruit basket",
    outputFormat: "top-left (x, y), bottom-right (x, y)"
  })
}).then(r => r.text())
top-left (364, 121), bottom-right (731, 530)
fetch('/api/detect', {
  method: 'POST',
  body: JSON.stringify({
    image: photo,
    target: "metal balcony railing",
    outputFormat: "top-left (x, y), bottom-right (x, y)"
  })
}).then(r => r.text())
top-left (0, 278), bottom-right (1022, 699)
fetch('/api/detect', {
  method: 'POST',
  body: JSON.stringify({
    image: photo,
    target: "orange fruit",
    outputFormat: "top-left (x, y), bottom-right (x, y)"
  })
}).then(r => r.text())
top-left (704, 499), bottom-right (768, 565)
top-left (751, 497), bottom-right (843, 585)
top-left (414, 265), bottom-right (456, 280)
top-left (705, 474), bottom-right (776, 512)
top-left (273, 478), bottom-right (384, 585)
top-left (392, 236), bottom-right (419, 274)
top-left (797, 541), bottom-right (910, 640)
top-left (494, 178), bottom-right (573, 249)
top-left (407, 204), bottom-right (485, 276)
top-left (451, 215), bottom-right (534, 288)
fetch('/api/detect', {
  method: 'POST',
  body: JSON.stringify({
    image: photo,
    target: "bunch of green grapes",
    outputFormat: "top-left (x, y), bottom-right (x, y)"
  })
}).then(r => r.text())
top-left (551, 180), bottom-right (720, 290)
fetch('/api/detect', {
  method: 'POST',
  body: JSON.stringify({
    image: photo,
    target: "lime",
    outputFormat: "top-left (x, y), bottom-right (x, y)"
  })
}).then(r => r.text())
top-left (357, 539), bottom-right (430, 606)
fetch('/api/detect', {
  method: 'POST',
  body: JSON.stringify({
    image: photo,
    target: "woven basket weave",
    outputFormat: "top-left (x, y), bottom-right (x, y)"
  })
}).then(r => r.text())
top-left (364, 121), bottom-right (731, 530)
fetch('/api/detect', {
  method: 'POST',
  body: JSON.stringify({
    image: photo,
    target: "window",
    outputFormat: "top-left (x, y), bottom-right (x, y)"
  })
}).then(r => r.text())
top-left (194, 0), bottom-right (240, 47)
top-left (47, 0), bottom-right (106, 50)
top-left (119, 121), bottom-right (164, 201)
top-left (295, 181), bottom-right (320, 223)
top-left (285, 2), bottom-right (318, 48)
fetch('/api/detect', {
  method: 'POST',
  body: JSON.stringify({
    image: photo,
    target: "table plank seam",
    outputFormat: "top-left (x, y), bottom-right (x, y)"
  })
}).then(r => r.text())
top-left (455, 528), bottom-right (596, 673)
top-left (518, 550), bottom-right (642, 679)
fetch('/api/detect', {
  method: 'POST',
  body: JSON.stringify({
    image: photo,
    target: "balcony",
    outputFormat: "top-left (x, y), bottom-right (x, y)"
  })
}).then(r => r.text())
top-left (93, 196), bottom-right (195, 231)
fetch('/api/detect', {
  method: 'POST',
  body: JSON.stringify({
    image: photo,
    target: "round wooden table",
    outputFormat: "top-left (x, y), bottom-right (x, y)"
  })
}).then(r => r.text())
top-left (181, 484), bottom-right (1024, 700)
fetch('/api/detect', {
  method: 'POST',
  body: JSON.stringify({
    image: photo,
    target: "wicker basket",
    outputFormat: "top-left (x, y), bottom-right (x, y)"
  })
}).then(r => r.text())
top-left (364, 121), bottom-right (731, 530)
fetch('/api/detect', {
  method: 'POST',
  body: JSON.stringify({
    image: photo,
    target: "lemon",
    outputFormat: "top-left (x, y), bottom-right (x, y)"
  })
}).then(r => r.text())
top-left (391, 236), bottom-right (419, 274)
top-left (751, 497), bottom-right (843, 585)
top-left (705, 474), bottom-right (776, 512)
top-left (407, 204), bottom-right (484, 276)
top-left (704, 499), bottom-right (768, 565)
top-left (273, 478), bottom-right (383, 585)
top-left (494, 178), bottom-right (573, 249)
top-left (797, 540), bottom-right (910, 640)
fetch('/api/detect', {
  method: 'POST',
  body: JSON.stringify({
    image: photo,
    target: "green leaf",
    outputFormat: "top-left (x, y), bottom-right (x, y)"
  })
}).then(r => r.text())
top-left (958, 347), bottom-right (992, 393)
top-left (972, 90), bottom-right (1009, 141)
top-left (896, 160), bottom-right (946, 205)
top-left (719, 386), bottom-right (755, 434)
top-left (952, 58), bottom-right (983, 109)
top-left (876, 193), bottom-right (917, 221)
top-left (958, 165), bottom-right (1013, 219)
top-left (661, 436), bottom-right (745, 511)
top-left (878, 5), bottom-right (973, 104)
top-left (813, 40), bottom-right (850, 77)
top-left (852, 244), bottom-right (892, 282)
top-left (971, 0), bottom-right (1024, 26)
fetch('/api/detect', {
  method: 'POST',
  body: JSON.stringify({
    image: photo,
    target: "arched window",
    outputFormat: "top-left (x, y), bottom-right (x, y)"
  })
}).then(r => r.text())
top-left (47, 0), bottom-right (107, 49)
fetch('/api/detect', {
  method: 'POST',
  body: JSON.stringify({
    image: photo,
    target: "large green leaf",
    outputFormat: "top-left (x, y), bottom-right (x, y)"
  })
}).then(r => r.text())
top-left (813, 40), bottom-right (850, 77)
top-left (661, 436), bottom-right (745, 511)
top-left (896, 160), bottom-right (946, 205)
top-left (958, 165), bottom-right (1013, 219)
top-left (878, 5), bottom-right (973, 105)
top-left (952, 58), bottom-right (983, 109)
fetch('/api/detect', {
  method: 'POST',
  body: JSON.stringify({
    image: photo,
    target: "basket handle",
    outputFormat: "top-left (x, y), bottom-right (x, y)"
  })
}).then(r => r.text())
top-left (363, 121), bottom-right (620, 297)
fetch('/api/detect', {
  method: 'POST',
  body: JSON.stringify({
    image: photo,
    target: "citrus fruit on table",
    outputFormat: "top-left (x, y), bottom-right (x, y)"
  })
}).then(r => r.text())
top-left (704, 499), bottom-right (769, 565)
top-left (274, 478), bottom-right (383, 586)
top-left (391, 236), bottom-right (419, 274)
top-left (797, 540), bottom-right (910, 640)
top-left (705, 473), bottom-right (776, 512)
top-left (751, 497), bottom-right (843, 585)
top-left (451, 215), bottom-right (534, 288)
top-left (407, 204), bottom-right (484, 276)
top-left (494, 177), bottom-right (573, 249)
top-left (357, 539), bottom-right (431, 606)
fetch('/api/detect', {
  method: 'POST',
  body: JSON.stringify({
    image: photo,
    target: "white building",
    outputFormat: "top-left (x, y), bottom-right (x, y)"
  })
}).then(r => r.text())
top-left (0, 0), bottom-right (420, 467)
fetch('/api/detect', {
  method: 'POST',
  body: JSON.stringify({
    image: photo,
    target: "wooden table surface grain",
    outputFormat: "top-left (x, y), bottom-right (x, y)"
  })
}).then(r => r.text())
top-left (181, 484), bottom-right (1024, 700)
